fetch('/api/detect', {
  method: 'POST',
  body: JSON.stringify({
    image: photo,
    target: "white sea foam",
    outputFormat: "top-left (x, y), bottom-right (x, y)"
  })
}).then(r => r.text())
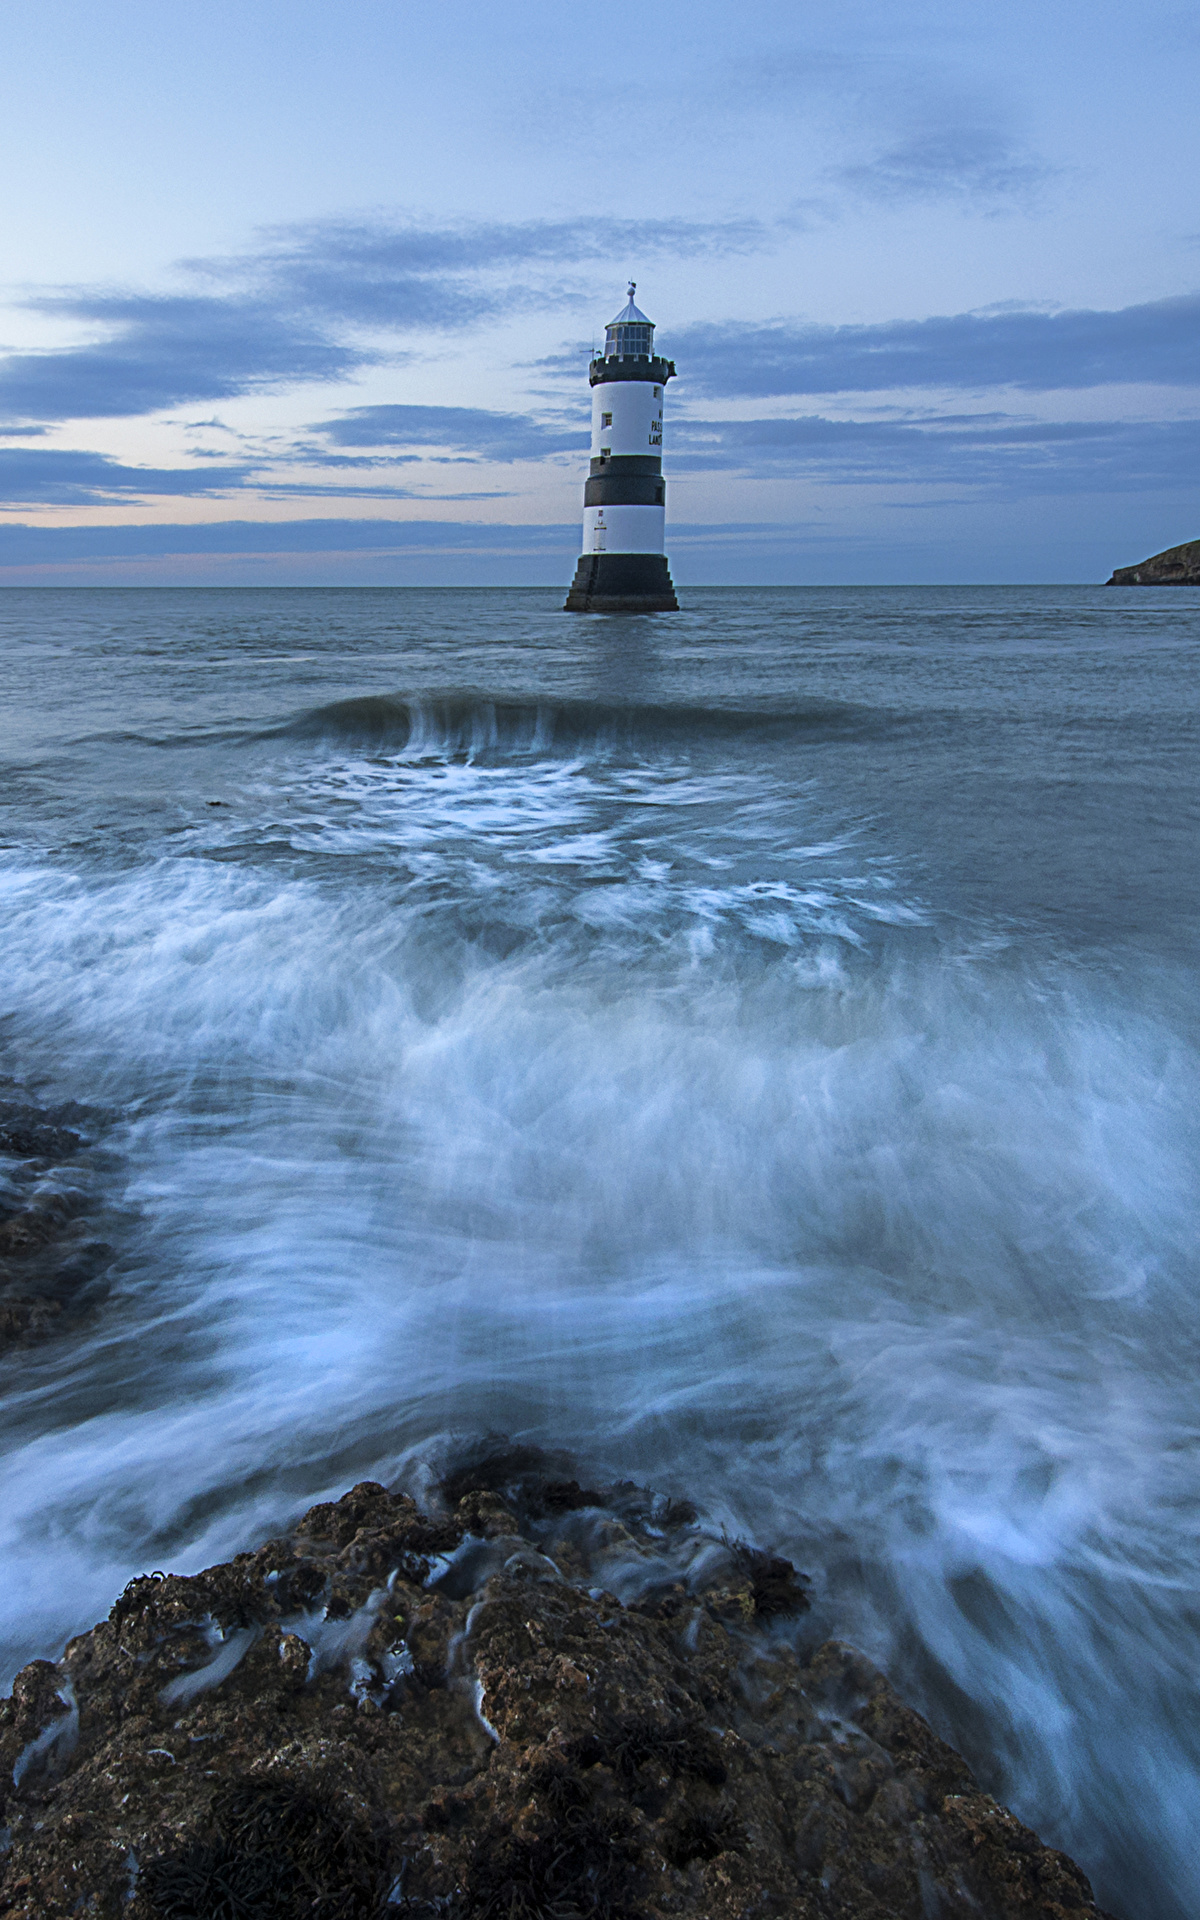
top-left (159, 1624), bottom-right (259, 1706)
top-left (280, 1587), bottom-right (390, 1685)
top-left (12, 1681), bottom-right (78, 1786)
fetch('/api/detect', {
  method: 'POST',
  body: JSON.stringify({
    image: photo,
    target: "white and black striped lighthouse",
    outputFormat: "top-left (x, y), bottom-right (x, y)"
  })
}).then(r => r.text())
top-left (564, 284), bottom-right (678, 612)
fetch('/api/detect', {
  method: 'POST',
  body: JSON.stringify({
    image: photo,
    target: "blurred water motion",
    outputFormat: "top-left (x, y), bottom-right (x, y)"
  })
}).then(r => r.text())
top-left (0, 584), bottom-right (1197, 1919)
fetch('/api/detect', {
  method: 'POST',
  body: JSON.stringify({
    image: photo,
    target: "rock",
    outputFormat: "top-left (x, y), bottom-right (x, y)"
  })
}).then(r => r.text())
top-left (1107, 538), bottom-right (1200, 584)
top-left (0, 1098), bottom-right (117, 1357)
top-left (0, 1296), bottom-right (63, 1346)
top-left (0, 1456), bottom-right (1119, 1919)
top-left (0, 1113), bottom-right (83, 1164)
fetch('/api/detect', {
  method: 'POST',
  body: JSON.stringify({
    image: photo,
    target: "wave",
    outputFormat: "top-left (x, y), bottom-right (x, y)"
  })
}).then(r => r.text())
top-left (72, 692), bottom-right (903, 763)
top-left (266, 690), bottom-right (906, 758)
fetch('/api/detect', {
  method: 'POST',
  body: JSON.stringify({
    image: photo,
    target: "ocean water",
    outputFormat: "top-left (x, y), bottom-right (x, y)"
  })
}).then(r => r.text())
top-left (1, 584), bottom-right (1198, 1916)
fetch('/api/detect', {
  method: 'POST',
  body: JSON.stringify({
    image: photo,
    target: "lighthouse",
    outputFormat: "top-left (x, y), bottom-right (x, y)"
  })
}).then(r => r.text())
top-left (564, 284), bottom-right (678, 612)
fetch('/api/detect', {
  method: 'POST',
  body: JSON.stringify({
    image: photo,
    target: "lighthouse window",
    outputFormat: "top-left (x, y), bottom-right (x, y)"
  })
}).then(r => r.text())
top-left (653, 386), bottom-right (660, 398)
top-left (601, 412), bottom-right (612, 427)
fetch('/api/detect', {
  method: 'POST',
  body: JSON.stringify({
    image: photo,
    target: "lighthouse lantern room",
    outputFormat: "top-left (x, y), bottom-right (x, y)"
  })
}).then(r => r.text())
top-left (564, 284), bottom-right (679, 612)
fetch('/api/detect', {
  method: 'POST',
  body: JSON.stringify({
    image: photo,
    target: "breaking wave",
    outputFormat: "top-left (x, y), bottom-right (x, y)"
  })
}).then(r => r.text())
top-left (268, 690), bottom-right (904, 755)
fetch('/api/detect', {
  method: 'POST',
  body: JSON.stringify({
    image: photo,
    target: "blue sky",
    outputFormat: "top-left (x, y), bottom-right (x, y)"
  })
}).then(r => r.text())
top-left (0, 0), bottom-right (1197, 583)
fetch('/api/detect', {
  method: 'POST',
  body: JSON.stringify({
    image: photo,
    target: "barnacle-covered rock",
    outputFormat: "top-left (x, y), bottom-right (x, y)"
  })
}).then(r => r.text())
top-left (0, 1452), bottom-right (1116, 1919)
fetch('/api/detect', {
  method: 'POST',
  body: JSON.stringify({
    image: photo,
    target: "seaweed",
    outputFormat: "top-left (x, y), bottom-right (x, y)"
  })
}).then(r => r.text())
top-left (456, 1810), bottom-right (642, 1920)
top-left (108, 1570), bottom-right (168, 1627)
top-left (569, 1716), bottom-right (727, 1790)
top-left (438, 1445), bottom-right (585, 1518)
top-left (539, 1480), bottom-right (605, 1514)
top-left (521, 1757), bottom-right (591, 1819)
top-left (660, 1807), bottom-right (744, 1869)
top-left (439, 1443), bottom-right (697, 1538)
top-left (141, 1776), bottom-right (392, 1920)
top-left (656, 1497), bottom-right (698, 1529)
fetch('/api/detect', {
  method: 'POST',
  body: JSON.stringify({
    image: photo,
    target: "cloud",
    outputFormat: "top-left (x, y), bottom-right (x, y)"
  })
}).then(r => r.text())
top-left (253, 481), bottom-right (506, 500)
top-left (313, 403), bottom-right (588, 462)
top-left (0, 213), bottom-right (767, 428)
top-left (0, 518), bottom-right (579, 564)
top-left (0, 447), bottom-right (251, 506)
top-left (222, 214), bottom-right (768, 328)
top-left (671, 295), bottom-right (1200, 397)
top-left (0, 299), bottom-right (361, 426)
top-left (835, 122), bottom-right (1053, 207)
top-left (669, 411), bottom-right (1200, 494)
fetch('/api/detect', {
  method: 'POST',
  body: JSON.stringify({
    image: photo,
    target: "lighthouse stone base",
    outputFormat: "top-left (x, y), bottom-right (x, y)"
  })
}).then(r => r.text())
top-left (563, 551), bottom-right (679, 613)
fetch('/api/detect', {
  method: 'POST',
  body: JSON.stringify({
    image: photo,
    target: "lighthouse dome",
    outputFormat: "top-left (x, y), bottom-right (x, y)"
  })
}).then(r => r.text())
top-left (605, 282), bottom-right (655, 358)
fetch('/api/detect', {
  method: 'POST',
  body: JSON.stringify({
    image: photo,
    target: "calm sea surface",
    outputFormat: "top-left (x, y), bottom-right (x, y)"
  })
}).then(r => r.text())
top-left (1, 585), bottom-right (1198, 1916)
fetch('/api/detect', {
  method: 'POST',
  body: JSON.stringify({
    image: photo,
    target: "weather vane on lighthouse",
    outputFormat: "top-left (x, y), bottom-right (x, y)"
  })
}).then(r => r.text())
top-left (564, 283), bottom-right (678, 612)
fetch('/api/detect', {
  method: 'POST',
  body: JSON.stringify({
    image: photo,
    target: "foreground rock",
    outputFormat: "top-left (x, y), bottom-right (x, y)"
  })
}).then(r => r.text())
top-left (0, 1451), bottom-right (1115, 1918)
top-left (1107, 538), bottom-right (1200, 584)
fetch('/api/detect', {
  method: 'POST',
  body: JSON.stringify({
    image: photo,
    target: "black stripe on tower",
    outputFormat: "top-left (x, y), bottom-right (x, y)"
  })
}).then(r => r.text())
top-left (585, 456), bottom-right (665, 509)
top-left (564, 553), bottom-right (678, 613)
top-left (588, 354), bottom-right (676, 388)
top-left (589, 455), bottom-right (659, 476)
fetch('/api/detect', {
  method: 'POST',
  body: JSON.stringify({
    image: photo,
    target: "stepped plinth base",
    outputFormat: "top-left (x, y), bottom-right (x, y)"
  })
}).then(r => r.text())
top-left (564, 552), bottom-right (678, 612)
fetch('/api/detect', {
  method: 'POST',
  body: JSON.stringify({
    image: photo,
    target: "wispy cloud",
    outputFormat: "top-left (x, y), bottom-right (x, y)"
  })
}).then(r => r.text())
top-left (0, 213), bottom-right (768, 428)
top-left (710, 39), bottom-right (1056, 213)
top-left (7, 407), bottom-right (1189, 510)
top-left (672, 295), bottom-right (1200, 397)
top-left (835, 122), bottom-right (1054, 208)
top-left (0, 518), bottom-right (578, 564)
top-left (0, 299), bottom-right (361, 426)
top-left (218, 213), bottom-right (769, 322)
top-left (313, 403), bottom-right (588, 462)
top-left (670, 411), bottom-right (1200, 494)
top-left (0, 446), bottom-right (250, 507)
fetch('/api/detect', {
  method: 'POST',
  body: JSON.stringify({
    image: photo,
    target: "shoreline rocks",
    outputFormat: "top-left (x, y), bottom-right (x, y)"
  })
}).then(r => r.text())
top-left (0, 1450), bottom-right (1117, 1918)
top-left (1106, 538), bottom-right (1200, 585)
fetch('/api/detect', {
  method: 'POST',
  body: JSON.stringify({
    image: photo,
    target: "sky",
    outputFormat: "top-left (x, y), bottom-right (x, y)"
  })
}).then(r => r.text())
top-left (0, 0), bottom-right (1197, 584)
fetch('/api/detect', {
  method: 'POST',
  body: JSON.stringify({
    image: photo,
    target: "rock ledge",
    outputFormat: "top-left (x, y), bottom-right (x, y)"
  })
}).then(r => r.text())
top-left (0, 1451), bottom-right (1117, 1918)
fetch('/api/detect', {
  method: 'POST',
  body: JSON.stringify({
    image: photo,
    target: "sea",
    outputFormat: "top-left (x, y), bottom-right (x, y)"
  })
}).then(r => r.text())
top-left (0, 584), bottom-right (1198, 1917)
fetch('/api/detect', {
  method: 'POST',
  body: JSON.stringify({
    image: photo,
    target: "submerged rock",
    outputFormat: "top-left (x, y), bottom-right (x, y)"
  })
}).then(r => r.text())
top-left (1106, 538), bottom-right (1200, 584)
top-left (0, 1455), bottom-right (1117, 1918)
top-left (0, 1097), bottom-right (117, 1357)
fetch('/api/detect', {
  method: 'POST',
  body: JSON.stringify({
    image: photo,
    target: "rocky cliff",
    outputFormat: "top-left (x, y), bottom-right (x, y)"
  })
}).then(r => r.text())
top-left (1107, 539), bottom-right (1200, 584)
top-left (0, 1451), bottom-right (1116, 1919)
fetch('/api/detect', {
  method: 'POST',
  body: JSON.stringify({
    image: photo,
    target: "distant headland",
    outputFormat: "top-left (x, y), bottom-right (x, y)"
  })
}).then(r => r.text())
top-left (1107, 538), bottom-right (1200, 584)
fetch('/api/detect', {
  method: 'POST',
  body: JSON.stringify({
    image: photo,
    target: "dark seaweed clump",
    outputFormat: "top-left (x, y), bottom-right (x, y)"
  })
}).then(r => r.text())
top-left (142, 1777), bottom-right (391, 1920)
top-left (660, 1807), bottom-right (745, 1869)
top-left (570, 1716), bottom-right (727, 1791)
top-left (454, 1811), bottom-right (643, 1920)
top-left (439, 1445), bottom-right (607, 1523)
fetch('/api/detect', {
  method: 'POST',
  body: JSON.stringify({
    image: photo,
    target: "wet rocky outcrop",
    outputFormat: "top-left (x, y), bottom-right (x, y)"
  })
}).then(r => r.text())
top-left (1106, 538), bottom-right (1200, 584)
top-left (0, 1450), bottom-right (1116, 1918)
top-left (0, 1096), bottom-right (116, 1357)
